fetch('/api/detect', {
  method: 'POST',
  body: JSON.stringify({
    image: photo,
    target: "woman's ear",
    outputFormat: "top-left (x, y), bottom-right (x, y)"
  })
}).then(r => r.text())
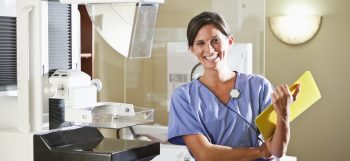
top-left (189, 46), bottom-right (194, 54)
top-left (228, 35), bottom-right (234, 46)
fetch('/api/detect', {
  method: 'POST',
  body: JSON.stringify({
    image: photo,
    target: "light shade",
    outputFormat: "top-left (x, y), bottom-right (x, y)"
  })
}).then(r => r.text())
top-left (269, 16), bottom-right (322, 45)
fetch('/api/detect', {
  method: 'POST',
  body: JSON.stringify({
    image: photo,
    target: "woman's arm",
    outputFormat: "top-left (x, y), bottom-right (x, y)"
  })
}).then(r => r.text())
top-left (183, 134), bottom-right (271, 161)
top-left (265, 84), bottom-right (299, 158)
top-left (265, 111), bottom-right (290, 158)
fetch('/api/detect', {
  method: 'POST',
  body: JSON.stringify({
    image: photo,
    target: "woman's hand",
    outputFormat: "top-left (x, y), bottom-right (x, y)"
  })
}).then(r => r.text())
top-left (267, 84), bottom-right (300, 158)
top-left (271, 84), bottom-right (299, 118)
top-left (258, 143), bottom-right (274, 160)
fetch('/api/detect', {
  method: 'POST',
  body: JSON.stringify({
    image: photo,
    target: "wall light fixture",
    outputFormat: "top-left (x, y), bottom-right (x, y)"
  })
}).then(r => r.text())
top-left (269, 16), bottom-right (322, 45)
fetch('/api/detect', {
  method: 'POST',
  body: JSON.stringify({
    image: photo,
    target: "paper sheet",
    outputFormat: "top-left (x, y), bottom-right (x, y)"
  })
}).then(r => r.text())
top-left (255, 71), bottom-right (321, 140)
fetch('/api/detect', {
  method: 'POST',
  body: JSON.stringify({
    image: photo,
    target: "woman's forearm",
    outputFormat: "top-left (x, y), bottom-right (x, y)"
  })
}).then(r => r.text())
top-left (266, 115), bottom-right (290, 158)
top-left (184, 134), bottom-right (270, 161)
top-left (267, 83), bottom-right (296, 158)
top-left (195, 144), bottom-right (266, 161)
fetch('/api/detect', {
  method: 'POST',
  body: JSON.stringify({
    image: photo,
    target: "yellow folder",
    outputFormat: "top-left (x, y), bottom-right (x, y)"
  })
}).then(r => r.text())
top-left (255, 71), bottom-right (321, 140)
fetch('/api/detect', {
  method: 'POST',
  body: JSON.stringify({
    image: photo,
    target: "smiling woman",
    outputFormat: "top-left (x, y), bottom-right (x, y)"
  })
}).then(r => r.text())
top-left (187, 12), bottom-right (233, 74)
top-left (167, 11), bottom-right (299, 161)
top-left (190, 24), bottom-right (232, 70)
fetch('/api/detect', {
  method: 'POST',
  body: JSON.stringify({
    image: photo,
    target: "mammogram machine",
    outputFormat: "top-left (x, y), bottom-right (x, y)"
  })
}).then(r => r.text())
top-left (0, 0), bottom-right (164, 161)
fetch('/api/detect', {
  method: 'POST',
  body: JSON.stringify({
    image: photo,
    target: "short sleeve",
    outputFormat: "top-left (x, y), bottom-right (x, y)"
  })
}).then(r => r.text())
top-left (259, 77), bottom-right (274, 112)
top-left (167, 87), bottom-right (205, 145)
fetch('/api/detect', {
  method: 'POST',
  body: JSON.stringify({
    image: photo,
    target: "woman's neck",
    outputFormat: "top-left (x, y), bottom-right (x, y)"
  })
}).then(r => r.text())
top-left (201, 66), bottom-right (235, 85)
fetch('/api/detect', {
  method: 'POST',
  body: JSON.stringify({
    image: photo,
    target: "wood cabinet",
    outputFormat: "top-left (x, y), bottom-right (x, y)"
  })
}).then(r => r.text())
top-left (78, 5), bottom-right (94, 78)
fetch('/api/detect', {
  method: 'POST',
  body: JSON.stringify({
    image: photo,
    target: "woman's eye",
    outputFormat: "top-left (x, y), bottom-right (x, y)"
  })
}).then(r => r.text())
top-left (196, 42), bottom-right (204, 46)
top-left (211, 38), bottom-right (221, 44)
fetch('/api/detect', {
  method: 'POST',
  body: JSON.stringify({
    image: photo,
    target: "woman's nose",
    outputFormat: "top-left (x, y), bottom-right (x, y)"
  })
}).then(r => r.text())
top-left (204, 43), bottom-right (215, 53)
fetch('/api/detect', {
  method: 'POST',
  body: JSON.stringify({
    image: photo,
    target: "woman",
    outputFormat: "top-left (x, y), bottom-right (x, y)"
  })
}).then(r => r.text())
top-left (168, 11), bottom-right (299, 161)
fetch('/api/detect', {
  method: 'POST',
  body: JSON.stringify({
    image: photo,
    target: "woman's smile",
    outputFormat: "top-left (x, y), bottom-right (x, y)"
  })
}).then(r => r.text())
top-left (204, 53), bottom-right (219, 61)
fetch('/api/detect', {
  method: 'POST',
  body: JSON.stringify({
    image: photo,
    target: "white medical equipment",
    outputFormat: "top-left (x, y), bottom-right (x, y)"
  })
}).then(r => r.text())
top-left (0, 0), bottom-right (164, 161)
top-left (47, 69), bottom-right (137, 124)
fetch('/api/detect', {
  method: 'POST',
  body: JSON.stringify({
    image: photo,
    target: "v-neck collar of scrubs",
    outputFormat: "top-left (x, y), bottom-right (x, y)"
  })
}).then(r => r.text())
top-left (196, 71), bottom-right (241, 107)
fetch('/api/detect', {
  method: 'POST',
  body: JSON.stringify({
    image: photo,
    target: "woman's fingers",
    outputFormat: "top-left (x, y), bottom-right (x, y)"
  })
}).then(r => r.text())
top-left (279, 84), bottom-right (289, 97)
top-left (272, 84), bottom-right (293, 117)
top-left (271, 92), bottom-right (277, 105)
top-left (275, 84), bottom-right (292, 100)
top-left (292, 84), bottom-right (301, 101)
top-left (282, 84), bottom-right (291, 97)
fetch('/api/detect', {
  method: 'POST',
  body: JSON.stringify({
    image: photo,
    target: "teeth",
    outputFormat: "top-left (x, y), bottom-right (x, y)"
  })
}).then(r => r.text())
top-left (205, 54), bottom-right (218, 60)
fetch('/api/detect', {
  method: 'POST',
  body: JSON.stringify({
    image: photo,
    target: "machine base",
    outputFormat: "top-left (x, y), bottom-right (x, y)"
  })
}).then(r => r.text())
top-left (34, 127), bottom-right (160, 161)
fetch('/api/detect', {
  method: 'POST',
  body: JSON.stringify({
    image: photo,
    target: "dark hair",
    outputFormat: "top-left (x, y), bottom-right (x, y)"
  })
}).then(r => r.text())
top-left (187, 11), bottom-right (231, 48)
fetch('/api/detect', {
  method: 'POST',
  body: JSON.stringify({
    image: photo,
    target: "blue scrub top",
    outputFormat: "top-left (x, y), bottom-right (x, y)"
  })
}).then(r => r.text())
top-left (168, 72), bottom-right (273, 148)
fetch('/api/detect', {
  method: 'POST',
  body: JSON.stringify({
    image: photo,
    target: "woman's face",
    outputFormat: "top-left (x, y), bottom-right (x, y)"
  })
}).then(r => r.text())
top-left (190, 24), bottom-right (233, 70)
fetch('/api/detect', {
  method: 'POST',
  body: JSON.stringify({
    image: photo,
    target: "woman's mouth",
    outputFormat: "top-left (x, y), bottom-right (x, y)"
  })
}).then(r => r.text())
top-left (204, 53), bottom-right (218, 61)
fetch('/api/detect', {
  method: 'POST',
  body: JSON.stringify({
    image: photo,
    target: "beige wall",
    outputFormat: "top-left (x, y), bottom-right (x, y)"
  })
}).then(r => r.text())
top-left (266, 0), bottom-right (350, 160)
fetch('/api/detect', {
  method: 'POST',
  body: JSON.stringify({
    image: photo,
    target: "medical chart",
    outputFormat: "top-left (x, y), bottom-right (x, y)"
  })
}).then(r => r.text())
top-left (255, 71), bottom-right (321, 140)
